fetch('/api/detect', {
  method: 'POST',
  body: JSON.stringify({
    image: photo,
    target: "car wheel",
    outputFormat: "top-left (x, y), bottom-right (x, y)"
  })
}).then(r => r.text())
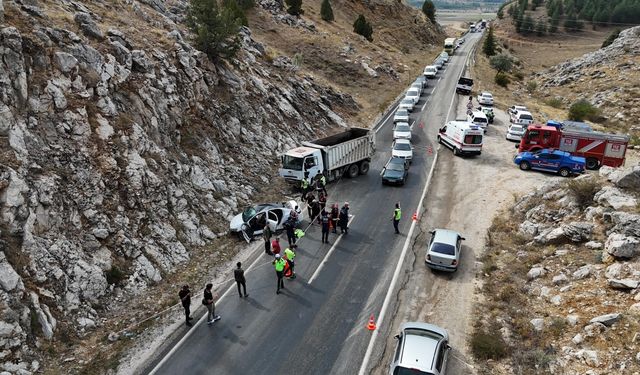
top-left (437, 135), bottom-right (442, 144)
top-left (347, 164), bottom-right (359, 178)
top-left (519, 161), bottom-right (531, 171)
top-left (359, 161), bottom-right (370, 175)
top-left (559, 167), bottom-right (571, 177)
top-left (586, 158), bottom-right (600, 170)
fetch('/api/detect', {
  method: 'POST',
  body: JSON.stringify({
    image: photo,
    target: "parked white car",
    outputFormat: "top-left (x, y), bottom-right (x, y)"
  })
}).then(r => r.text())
top-left (392, 138), bottom-right (413, 163)
top-left (405, 89), bottom-right (420, 104)
top-left (393, 122), bottom-right (412, 140)
top-left (389, 322), bottom-right (450, 375)
top-left (510, 110), bottom-right (534, 126)
top-left (477, 92), bottom-right (494, 106)
top-left (425, 228), bottom-right (465, 272)
top-left (393, 108), bottom-right (410, 124)
top-left (467, 111), bottom-right (489, 133)
top-left (506, 123), bottom-right (526, 142)
top-left (410, 82), bottom-right (423, 95)
top-left (439, 51), bottom-right (449, 63)
top-left (398, 98), bottom-right (415, 112)
top-left (423, 65), bottom-right (437, 78)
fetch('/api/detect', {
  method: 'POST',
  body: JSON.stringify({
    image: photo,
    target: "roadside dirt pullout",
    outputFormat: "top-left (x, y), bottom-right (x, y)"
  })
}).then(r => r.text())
top-left (371, 98), bottom-right (561, 374)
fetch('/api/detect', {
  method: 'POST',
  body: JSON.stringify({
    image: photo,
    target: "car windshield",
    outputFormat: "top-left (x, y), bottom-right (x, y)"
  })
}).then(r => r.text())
top-left (282, 155), bottom-right (303, 171)
top-left (407, 90), bottom-right (418, 96)
top-left (474, 117), bottom-right (487, 123)
top-left (432, 242), bottom-right (456, 255)
top-left (394, 143), bottom-right (411, 151)
top-left (401, 99), bottom-right (413, 105)
top-left (520, 114), bottom-right (533, 120)
top-left (242, 207), bottom-right (257, 222)
top-left (396, 125), bottom-right (410, 132)
top-left (483, 94), bottom-right (492, 98)
top-left (396, 109), bottom-right (408, 116)
top-left (510, 125), bottom-right (523, 131)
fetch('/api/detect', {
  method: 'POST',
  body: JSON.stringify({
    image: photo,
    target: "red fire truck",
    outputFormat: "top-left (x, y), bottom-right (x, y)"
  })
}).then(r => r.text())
top-left (518, 124), bottom-right (629, 169)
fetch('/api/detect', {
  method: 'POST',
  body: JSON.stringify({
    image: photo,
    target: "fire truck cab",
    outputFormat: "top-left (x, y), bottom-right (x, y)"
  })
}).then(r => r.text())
top-left (518, 124), bottom-right (629, 169)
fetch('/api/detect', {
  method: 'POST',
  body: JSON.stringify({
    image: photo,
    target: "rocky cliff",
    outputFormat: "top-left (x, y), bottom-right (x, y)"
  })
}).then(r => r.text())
top-left (0, 0), bottom-right (368, 372)
top-left (537, 26), bottom-right (640, 131)
top-left (473, 166), bottom-right (640, 374)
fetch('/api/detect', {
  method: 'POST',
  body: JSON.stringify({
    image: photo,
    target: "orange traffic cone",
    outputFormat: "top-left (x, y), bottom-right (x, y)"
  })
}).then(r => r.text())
top-left (367, 314), bottom-right (377, 331)
top-left (412, 212), bottom-right (418, 221)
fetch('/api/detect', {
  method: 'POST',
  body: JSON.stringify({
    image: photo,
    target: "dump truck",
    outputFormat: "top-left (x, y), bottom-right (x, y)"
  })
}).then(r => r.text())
top-left (279, 127), bottom-right (376, 185)
top-left (444, 38), bottom-right (456, 55)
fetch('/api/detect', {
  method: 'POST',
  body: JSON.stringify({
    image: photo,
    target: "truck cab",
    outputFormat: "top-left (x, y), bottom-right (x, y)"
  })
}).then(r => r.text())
top-left (280, 147), bottom-right (324, 183)
top-left (518, 125), bottom-right (560, 153)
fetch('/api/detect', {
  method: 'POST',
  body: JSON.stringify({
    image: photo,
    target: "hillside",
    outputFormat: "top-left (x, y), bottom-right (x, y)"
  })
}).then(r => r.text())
top-left (0, 0), bottom-right (443, 373)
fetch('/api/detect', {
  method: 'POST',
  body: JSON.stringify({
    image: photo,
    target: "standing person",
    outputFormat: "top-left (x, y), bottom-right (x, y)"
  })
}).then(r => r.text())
top-left (178, 285), bottom-right (193, 327)
top-left (273, 254), bottom-right (286, 294)
top-left (321, 210), bottom-right (330, 243)
top-left (271, 237), bottom-right (281, 255)
top-left (305, 192), bottom-right (315, 218)
top-left (284, 247), bottom-right (296, 278)
top-left (318, 171), bottom-right (327, 195)
top-left (319, 192), bottom-right (327, 212)
top-left (234, 262), bottom-right (248, 298)
top-left (311, 198), bottom-right (321, 224)
top-left (339, 202), bottom-right (349, 234)
top-left (330, 203), bottom-right (339, 234)
top-left (203, 283), bottom-right (221, 325)
top-left (284, 218), bottom-right (296, 247)
top-left (392, 202), bottom-right (402, 234)
top-left (263, 224), bottom-right (273, 255)
top-left (300, 173), bottom-right (310, 201)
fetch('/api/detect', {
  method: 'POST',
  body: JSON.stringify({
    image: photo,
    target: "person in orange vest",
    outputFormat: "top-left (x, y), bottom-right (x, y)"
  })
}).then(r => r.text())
top-left (284, 247), bottom-right (296, 279)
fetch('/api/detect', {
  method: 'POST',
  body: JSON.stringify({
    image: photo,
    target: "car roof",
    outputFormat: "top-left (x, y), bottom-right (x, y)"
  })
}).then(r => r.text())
top-left (396, 108), bottom-right (408, 114)
top-left (515, 110), bottom-right (533, 116)
top-left (425, 65), bottom-right (436, 69)
top-left (512, 105), bottom-right (527, 109)
top-left (407, 88), bottom-right (419, 94)
top-left (432, 228), bottom-right (461, 245)
top-left (395, 138), bottom-right (411, 145)
top-left (395, 123), bottom-right (410, 129)
top-left (480, 92), bottom-right (492, 96)
top-left (401, 98), bottom-right (413, 103)
top-left (471, 111), bottom-right (487, 118)
top-left (388, 157), bottom-right (407, 166)
top-left (398, 322), bottom-right (448, 370)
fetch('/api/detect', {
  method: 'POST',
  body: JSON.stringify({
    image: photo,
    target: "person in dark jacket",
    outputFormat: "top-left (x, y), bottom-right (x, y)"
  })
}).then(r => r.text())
top-left (284, 218), bottom-right (296, 247)
top-left (263, 224), bottom-right (273, 255)
top-left (305, 192), bottom-right (315, 218)
top-left (234, 262), bottom-right (248, 298)
top-left (321, 210), bottom-right (330, 243)
top-left (311, 198), bottom-right (321, 224)
top-left (339, 202), bottom-right (349, 234)
top-left (178, 285), bottom-right (193, 326)
top-left (330, 203), bottom-right (339, 234)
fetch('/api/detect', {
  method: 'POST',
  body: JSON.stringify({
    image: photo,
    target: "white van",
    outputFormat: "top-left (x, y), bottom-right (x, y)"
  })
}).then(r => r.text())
top-left (510, 110), bottom-right (534, 126)
top-left (423, 65), bottom-right (437, 79)
top-left (467, 111), bottom-right (489, 133)
top-left (437, 120), bottom-right (483, 156)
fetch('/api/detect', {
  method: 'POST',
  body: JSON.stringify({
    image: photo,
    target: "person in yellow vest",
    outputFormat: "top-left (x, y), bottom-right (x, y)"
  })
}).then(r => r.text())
top-left (300, 172), bottom-right (310, 200)
top-left (273, 254), bottom-right (286, 294)
top-left (284, 247), bottom-right (296, 279)
top-left (392, 203), bottom-right (401, 234)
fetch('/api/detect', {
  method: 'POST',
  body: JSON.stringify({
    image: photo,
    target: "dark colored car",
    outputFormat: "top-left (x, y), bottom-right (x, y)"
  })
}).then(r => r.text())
top-left (514, 149), bottom-right (586, 177)
top-left (381, 157), bottom-right (409, 185)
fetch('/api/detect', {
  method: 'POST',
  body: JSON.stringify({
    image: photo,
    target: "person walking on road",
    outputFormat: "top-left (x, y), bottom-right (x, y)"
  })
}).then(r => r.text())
top-left (392, 202), bottom-right (402, 234)
top-left (273, 254), bottom-right (286, 294)
top-left (321, 210), bottom-right (330, 243)
top-left (178, 285), bottom-right (193, 326)
top-left (263, 224), bottom-right (273, 255)
top-left (301, 174), bottom-right (310, 201)
top-left (203, 283), bottom-right (221, 325)
top-left (284, 247), bottom-right (296, 279)
top-left (339, 202), bottom-right (349, 234)
top-left (330, 203), bottom-right (339, 234)
top-left (271, 237), bottom-right (281, 255)
top-left (234, 262), bottom-right (248, 298)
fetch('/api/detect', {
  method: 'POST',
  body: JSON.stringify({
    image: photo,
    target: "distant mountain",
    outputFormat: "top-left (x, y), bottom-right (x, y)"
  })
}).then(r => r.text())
top-left (407, 0), bottom-right (504, 11)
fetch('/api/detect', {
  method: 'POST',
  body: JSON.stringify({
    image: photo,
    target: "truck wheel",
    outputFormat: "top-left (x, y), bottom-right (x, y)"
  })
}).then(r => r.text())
top-left (586, 158), bottom-right (600, 170)
top-left (519, 161), bottom-right (531, 171)
top-left (347, 164), bottom-right (359, 178)
top-left (359, 161), bottom-right (370, 175)
top-left (559, 167), bottom-right (571, 177)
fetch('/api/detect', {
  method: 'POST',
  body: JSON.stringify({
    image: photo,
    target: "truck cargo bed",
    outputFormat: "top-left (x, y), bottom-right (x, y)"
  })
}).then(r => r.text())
top-left (303, 127), bottom-right (374, 171)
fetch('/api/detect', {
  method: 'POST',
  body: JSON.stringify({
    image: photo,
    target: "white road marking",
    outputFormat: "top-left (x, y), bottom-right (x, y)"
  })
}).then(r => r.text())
top-left (308, 215), bottom-right (356, 284)
top-left (148, 240), bottom-right (274, 375)
top-left (357, 151), bottom-right (439, 375)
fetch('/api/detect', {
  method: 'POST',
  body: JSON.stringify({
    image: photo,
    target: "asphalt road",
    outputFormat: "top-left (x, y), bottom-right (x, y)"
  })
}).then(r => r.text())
top-left (146, 32), bottom-right (482, 375)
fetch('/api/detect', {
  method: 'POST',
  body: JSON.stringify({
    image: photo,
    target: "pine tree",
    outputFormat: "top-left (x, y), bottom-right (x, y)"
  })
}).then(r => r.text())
top-left (549, 14), bottom-right (560, 32)
top-left (222, 0), bottom-right (248, 26)
top-left (353, 15), bottom-right (373, 41)
top-left (422, 0), bottom-right (436, 23)
top-left (186, 0), bottom-right (241, 60)
top-left (522, 14), bottom-right (535, 34)
top-left (535, 19), bottom-right (546, 36)
top-left (482, 27), bottom-right (496, 56)
top-left (286, 0), bottom-right (302, 16)
top-left (320, 0), bottom-right (334, 21)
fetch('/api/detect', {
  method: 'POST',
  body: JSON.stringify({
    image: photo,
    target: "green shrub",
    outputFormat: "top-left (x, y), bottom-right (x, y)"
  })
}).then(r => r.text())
top-left (545, 97), bottom-right (563, 108)
top-left (320, 0), bottom-right (334, 21)
top-left (422, 0), bottom-right (436, 23)
top-left (286, 0), bottom-right (302, 16)
top-left (566, 178), bottom-right (602, 208)
top-left (602, 29), bottom-right (621, 48)
top-left (222, 0), bottom-right (248, 26)
top-left (186, 0), bottom-right (242, 60)
top-left (513, 71), bottom-right (524, 81)
top-left (105, 266), bottom-right (127, 285)
top-left (353, 15), bottom-right (373, 41)
top-left (470, 330), bottom-right (509, 360)
top-left (495, 72), bottom-right (510, 87)
top-left (526, 81), bottom-right (537, 92)
top-left (490, 54), bottom-right (513, 72)
top-left (568, 99), bottom-right (600, 121)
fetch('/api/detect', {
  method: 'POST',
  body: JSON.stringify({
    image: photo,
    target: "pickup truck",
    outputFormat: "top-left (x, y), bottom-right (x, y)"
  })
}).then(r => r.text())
top-left (456, 77), bottom-right (473, 95)
top-left (279, 127), bottom-right (376, 184)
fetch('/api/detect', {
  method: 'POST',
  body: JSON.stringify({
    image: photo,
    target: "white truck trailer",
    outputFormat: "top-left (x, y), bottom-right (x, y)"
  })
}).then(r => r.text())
top-left (279, 127), bottom-right (376, 185)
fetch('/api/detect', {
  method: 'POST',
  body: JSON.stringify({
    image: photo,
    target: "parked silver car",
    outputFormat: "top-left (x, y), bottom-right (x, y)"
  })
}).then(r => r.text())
top-left (425, 229), bottom-right (465, 272)
top-left (393, 108), bottom-right (410, 124)
top-left (389, 322), bottom-right (451, 375)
